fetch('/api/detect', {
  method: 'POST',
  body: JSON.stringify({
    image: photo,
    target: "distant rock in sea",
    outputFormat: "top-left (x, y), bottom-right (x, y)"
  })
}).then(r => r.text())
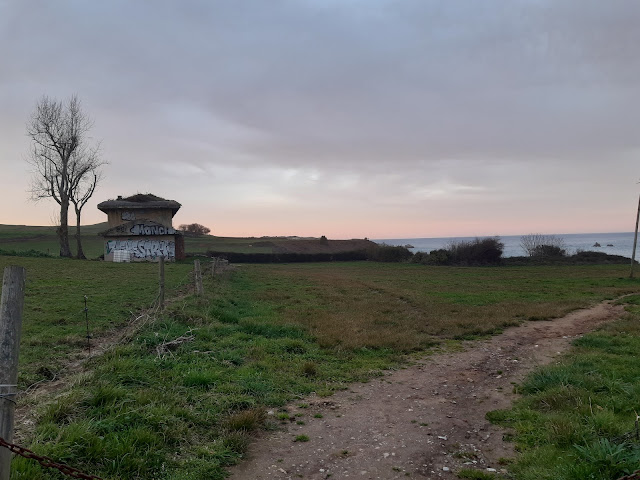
top-left (404, 244), bottom-right (415, 249)
top-left (593, 242), bottom-right (601, 247)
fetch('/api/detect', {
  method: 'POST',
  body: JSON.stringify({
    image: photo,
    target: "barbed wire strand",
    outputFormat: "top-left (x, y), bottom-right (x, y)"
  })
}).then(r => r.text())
top-left (0, 436), bottom-right (103, 480)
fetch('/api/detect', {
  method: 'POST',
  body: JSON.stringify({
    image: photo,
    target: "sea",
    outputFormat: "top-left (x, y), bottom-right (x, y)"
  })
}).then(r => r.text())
top-left (375, 232), bottom-right (638, 259)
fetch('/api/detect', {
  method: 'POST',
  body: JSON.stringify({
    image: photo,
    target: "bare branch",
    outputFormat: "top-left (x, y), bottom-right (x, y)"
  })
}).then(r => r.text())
top-left (520, 233), bottom-right (567, 257)
top-left (26, 95), bottom-right (106, 258)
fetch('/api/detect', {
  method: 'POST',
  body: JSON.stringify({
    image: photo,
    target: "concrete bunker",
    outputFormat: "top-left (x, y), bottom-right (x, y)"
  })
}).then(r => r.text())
top-left (98, 193), bottom-right (185, 262)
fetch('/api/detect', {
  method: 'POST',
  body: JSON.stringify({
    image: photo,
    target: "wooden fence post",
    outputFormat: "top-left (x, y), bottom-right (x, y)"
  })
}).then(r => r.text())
top-left (159, 257), bottom-right (165, 310)
top-left (0, 266), bottom-right (26, 480)
top-left (194, 260), bottom-right (203, 296)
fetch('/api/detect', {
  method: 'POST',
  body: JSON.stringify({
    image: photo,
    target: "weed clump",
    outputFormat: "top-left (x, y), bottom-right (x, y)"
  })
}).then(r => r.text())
top-left (221, 431), bottom-right (250, 456)
top-left (225, 408), bottom-right (266, 432)
top-left (301, 362), bottom-right (318, 377)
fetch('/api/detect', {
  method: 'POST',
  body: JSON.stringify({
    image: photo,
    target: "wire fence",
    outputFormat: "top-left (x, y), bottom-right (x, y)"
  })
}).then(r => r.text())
top-left (0, 436), bottom-right (102, 479)
top-left (618, 470), bottom-right (640, 480)
top-left (0, 253), bottom-right (238, 479)
top-left (0, 260), bottom-right (206, 478)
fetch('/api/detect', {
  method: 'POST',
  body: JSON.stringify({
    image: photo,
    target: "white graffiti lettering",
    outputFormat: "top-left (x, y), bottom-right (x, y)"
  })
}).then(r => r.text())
top-left (106, 239), bottom-right (176, 259)
top-left (129, 223), bottom-right (175, 235)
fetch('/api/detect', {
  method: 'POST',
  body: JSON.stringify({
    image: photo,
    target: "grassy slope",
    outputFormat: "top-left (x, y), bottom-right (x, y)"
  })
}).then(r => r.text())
top-left (3, 259), bottom-right (640, 479)
top-left (0, 223), bottom-right (108, 259)
top-left (0, 224), bottom-right (255, 258)
top-left (183, 235), bottom-right (274, 254)
top-left (0, 224), bottom-right (369, 257)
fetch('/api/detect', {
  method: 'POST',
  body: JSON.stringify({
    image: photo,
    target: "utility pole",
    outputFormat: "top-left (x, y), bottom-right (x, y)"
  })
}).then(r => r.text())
top-left (631, 193), bottom-right (640, 278)
top-left (0, 266), bottom-right (26, 480)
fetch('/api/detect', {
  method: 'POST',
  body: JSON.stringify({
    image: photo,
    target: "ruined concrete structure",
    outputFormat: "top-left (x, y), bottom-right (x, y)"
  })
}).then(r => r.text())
top-left (98, 194), bottom-right (185, 262)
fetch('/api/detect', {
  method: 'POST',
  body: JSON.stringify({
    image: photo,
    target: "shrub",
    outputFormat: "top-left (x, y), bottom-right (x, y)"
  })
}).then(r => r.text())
top-left (411, 249), bottom-right (450, 265)
top-left (367, 244), bottom-right (413, 262)
top-left (521, 233), bottom-right (566, 257)
top-left (444, 237), bottom-right (504, 265)
top-left (504, 250), bottom-right (630, 266)
top-left (532, 244), bottom-right (566, 257)
top-left (574, 250), bottom-right (608, 259)
top-left (411, 239), bottom-right (503, 266)
top-left (203, 250), bottom-right (369, 263)
top-left (0, 248), bottom-right (53, 258)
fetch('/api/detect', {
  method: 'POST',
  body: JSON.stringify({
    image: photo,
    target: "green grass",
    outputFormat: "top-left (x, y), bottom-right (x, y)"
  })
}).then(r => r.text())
top-left (4, 260), bottom-right (640, 479)
top-left (457, 469), bottom-right (499, 479)
top-left (0, 255), bottom-right (194, 386)
top-left (487, 295), bottom-right (640, 480)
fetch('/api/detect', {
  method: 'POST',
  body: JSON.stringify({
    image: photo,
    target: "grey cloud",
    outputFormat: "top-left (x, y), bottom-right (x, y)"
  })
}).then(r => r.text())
top-left (1, 0), bottom-right (638, 235)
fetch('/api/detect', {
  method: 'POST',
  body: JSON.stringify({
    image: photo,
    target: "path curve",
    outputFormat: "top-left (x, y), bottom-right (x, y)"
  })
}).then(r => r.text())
top-left (228, 301), bottom-right (625, 480)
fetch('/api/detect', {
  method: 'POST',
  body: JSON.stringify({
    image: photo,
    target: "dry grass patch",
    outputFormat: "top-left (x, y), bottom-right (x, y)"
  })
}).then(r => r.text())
top-left (226, 408), bottom-right (267, 432)
top-left (236, 263), bottom-right (636, 351)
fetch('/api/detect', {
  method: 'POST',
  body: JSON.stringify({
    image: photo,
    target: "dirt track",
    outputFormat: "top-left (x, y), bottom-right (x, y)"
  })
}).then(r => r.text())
top-left (228, 301), bottom-right (624, 480)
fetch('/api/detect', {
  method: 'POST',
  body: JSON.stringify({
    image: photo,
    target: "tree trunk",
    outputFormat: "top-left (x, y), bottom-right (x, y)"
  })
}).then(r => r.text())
top-left (75, 208), bottom-right (85, 260)
top-left (58, 200), bottom-right (72, 258)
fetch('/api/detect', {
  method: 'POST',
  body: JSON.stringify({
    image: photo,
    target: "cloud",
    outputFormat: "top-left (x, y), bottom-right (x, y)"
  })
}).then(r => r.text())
top-left (1, 0), bottom-right (638, 236)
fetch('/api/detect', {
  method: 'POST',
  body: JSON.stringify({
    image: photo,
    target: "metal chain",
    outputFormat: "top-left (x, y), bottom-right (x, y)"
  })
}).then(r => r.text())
top-left (618, 471), bottom-right (640, 480)
top-left (0, 436), bottom-right (103, 480)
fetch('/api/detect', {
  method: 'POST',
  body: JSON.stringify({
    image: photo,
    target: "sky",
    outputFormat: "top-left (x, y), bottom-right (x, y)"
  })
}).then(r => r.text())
top-left (1, 0), bottom-right (639, 239)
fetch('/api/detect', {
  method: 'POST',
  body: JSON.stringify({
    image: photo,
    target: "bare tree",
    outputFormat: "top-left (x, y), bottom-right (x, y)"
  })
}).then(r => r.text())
top-left (26, 95), bottom-right (103, 258)
top-left (520, 233), bottom-right (566, 257)
top-left (70, 157), bottom-right (103, 259)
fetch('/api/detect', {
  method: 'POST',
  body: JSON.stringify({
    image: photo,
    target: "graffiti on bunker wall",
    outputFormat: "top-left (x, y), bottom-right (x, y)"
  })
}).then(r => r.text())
top-left (106, 239), bottom-right (176, 259)
top-left (130, 223), bottom-right (175, 235)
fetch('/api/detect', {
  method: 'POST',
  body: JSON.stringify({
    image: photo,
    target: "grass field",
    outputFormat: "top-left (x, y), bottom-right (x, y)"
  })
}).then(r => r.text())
top-left (232, 263), bottom-right (638, 349)
top-left (2, 257), bottom-right (639, 479)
